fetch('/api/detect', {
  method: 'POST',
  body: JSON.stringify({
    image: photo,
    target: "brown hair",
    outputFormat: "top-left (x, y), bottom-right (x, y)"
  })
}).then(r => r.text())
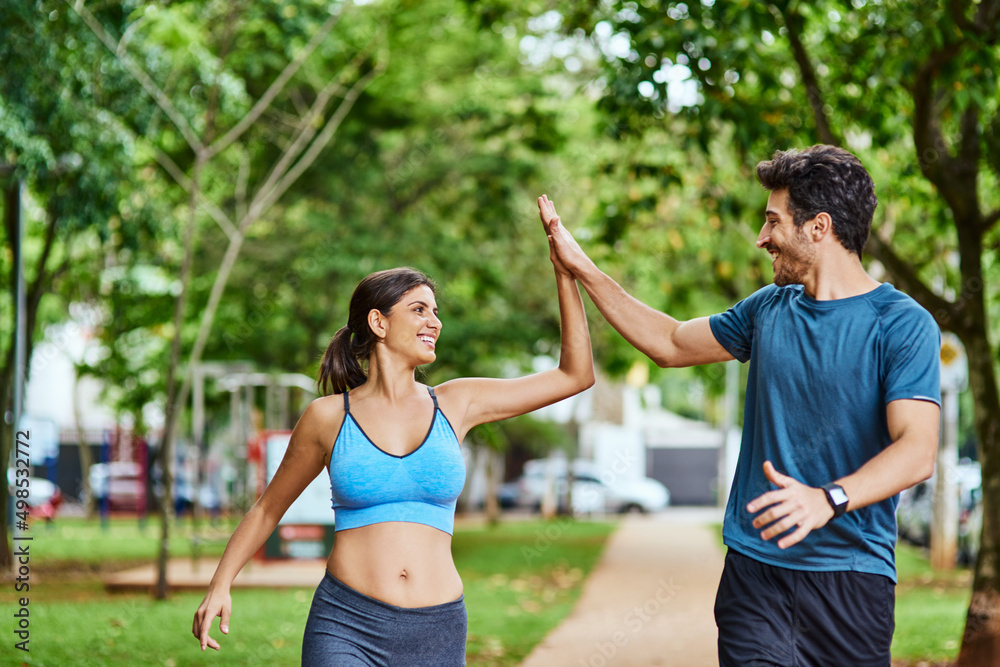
top-left (756, 145), bottom-right (877, 259)
top-left (318, 267), bottom-right (437, 395)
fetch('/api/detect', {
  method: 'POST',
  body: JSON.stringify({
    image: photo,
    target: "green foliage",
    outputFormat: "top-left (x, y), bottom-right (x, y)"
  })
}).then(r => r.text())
top-left (543, 0), bottom-right (999, 317)
top-left (0, 0), bottom-right (161, 329)
top-left (467, 413), bottom-right (574, 454)
top-left (184, 0), bottom-right (581, 387)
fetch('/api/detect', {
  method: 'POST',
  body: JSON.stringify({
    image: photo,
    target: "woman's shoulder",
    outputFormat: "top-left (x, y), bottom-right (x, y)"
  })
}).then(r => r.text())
top-left (426, 378), bottom-right (470, 403)
top-left (301, 393), bottom-right (347, 428)
top-left (426, 379), bottom-right (477, 420)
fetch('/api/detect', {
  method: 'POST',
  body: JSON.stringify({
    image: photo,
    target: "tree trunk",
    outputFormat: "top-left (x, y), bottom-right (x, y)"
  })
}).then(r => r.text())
top-left (0, 182), bottom-right (17, 572)
top-left (72, 368), bottom-right (95, 515)
top-left (955, 331), bottom-right (1000, 663)
top-left (0, 374), bottom-right (12, 573)
top-left (484, 447), bottom-right (500, 527)
top-left (154, 158), bottom-right (204, 599)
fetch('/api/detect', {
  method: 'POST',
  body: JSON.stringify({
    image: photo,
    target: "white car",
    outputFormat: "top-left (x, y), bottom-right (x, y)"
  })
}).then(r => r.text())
top-left (512, 459), bottom-right (670, 514)
top-left (7, 469), bottom-right (63, 520)
top-left (897, 459), bottom-right (982, 555)
top-left (605, 476), bottom-right (671, 514)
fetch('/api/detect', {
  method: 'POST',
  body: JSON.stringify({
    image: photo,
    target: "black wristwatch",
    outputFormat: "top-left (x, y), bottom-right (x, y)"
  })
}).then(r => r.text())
top-left (821, 483), bottom-right (849, 519)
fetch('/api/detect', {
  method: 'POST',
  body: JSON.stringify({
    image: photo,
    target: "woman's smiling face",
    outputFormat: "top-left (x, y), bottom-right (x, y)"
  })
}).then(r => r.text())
top-left (379, 285), bottom-right (441, 364)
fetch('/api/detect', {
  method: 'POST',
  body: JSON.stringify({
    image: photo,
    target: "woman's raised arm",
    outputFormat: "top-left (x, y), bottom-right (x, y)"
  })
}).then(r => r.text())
top-left (436, 196), bottom-right (595, 441)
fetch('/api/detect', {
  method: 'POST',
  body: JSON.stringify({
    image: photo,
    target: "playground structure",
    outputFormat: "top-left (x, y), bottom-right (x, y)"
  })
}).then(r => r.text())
top-left (187, 362), bottom-right (316, 521)
top-left (89, 362), bottom-right (316, 524)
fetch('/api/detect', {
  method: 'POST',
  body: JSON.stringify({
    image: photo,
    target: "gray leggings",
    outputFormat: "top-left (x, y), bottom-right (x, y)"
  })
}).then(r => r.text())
top-left (301, 571), bottom-right (467, 666)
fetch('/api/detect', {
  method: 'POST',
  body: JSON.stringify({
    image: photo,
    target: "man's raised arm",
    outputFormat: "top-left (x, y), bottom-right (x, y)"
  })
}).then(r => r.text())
top-left (541, 201), bottom-right (733, 368)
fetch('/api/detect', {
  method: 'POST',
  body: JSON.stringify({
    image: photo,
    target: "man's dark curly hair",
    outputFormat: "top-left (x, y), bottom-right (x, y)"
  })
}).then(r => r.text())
top-left (756, 145), bottom-right (877, 259)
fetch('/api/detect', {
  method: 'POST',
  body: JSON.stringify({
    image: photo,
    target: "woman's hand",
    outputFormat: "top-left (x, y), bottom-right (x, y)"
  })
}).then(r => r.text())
top-left (538, 194), bottom-right (595, 278)
top-left (538, 195), bottom-right (573, 277)
top-left (192, 587), bottom-right (233, 651)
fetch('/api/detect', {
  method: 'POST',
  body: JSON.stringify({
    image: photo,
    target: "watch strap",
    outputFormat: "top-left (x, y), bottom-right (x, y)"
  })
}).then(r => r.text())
top-left (821, 483), bottom-right (849, 519)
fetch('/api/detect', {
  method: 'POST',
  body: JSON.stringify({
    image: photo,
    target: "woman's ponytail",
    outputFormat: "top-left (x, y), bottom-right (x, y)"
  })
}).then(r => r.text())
top-left (318, 325), bottom-right (368, 395)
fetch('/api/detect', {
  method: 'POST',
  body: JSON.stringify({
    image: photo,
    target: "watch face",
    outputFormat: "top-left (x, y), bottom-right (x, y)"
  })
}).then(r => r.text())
top-left (828, 486), bottom-right (849, 506)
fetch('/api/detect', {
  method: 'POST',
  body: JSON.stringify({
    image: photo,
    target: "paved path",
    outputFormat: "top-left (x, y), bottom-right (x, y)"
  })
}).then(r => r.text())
top-left (103, 557), bottom-right (328, 593)
top-left (520, 509), bottom-right (726, 667)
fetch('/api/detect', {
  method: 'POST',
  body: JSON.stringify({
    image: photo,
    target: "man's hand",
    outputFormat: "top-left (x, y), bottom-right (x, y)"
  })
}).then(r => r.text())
top-left (747, 461), bottom-right (835, 549)
top-left (537, 194), bottom-right (595, 278)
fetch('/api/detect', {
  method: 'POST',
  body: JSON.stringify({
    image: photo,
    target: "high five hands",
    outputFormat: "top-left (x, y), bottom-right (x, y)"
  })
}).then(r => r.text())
top-left (746, 461), bottom-right (836, 550)
top-left (537, 195), bottom-right (594, 278)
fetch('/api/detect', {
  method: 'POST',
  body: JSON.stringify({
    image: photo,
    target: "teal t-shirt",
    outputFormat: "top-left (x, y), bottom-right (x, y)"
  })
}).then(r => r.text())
top-left (709, 283), bottom-right (941, 581)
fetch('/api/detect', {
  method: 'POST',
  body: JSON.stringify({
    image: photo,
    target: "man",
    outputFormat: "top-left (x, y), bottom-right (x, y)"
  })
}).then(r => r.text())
top-left (542, 145), bottom-right (941, 666)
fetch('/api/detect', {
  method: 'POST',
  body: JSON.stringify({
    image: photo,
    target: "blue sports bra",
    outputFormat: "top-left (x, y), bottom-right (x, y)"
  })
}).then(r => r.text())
top-left (329, 386), bottom-right (466, 534)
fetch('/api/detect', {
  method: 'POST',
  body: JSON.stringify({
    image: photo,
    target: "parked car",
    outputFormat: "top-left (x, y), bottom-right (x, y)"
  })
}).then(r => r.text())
top-left (958, 486), bottom-right (983, 565)
top-left (497, 480), bottom-right (521, 509)
top-left (606, 476), bottom-right (671, 514)
top-left (6, 469), bottom-right (63, 522)
top-left (896, 459), bottom-right (982, 563)
top-left (505, 458), bottom-right (670, 515)
top-left (896, 480), bottom-right (933, 546)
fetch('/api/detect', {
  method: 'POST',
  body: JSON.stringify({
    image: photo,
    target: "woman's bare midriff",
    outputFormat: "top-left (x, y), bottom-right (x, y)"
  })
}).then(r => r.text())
top-left (326, 522), bottom-right (463, 608)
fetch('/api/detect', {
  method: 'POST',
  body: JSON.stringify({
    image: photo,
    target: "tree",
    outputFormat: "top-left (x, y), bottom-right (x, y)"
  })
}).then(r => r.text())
top-left (49, 0), bottom-right (582, 588)
top-left (0, 1), bottom-right (159, 570)
top-left (63, 0), bottom-right (390, 598)
top-left (538, 0), bottom-right (999, 659)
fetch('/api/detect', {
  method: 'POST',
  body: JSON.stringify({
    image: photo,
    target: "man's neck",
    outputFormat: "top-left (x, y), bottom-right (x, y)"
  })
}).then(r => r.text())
top-left (801, 254), bottom-right (881, 301)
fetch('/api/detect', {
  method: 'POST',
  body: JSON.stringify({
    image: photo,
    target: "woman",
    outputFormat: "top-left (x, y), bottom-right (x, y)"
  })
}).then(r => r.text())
top-left (192, 195), bottom-right (594, 665)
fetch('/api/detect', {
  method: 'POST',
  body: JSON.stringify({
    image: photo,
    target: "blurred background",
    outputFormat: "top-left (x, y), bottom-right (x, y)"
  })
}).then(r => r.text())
top-left (2, 1), bottom-right (998, 663)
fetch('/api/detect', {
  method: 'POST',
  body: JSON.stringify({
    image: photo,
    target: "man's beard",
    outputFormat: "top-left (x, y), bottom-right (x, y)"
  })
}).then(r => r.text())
top-left (771, 230), bottom-right (815, 287)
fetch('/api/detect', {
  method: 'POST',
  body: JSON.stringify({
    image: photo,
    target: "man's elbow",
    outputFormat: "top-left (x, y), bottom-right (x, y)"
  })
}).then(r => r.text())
top-left (917, 455), bottom-right (936, 484)
top-left (650, 349), bottom-right (680, 368)
top-left (649, 341), bottom-right (702, 368)
top-left (914, 445), bottom-right (936, 485)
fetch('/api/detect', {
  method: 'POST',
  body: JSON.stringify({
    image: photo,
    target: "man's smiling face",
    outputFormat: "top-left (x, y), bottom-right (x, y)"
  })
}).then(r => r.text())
top-left (757, 188), bottom-right (817, 287)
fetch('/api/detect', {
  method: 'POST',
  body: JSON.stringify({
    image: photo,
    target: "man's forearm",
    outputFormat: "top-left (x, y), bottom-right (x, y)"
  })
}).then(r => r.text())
top-left (837, 435), bottom-right (936, 513)
top-left (574, 263), bottom-right (683, 367)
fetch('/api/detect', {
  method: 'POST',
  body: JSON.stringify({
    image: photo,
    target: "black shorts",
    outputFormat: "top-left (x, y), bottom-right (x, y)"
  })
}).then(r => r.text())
top-left (714, 549), bottom-right (895, 667)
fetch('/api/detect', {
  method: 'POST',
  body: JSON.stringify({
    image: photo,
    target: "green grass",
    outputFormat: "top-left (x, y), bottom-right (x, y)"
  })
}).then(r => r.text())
top-left (891, 543), bottom-right (971, 663)
top-left (3, 515), bottom-right (615, 667)
top-left (455, 519), bottom-right (615, 665)
top-left (27, 516), bottom-right (234, 569)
